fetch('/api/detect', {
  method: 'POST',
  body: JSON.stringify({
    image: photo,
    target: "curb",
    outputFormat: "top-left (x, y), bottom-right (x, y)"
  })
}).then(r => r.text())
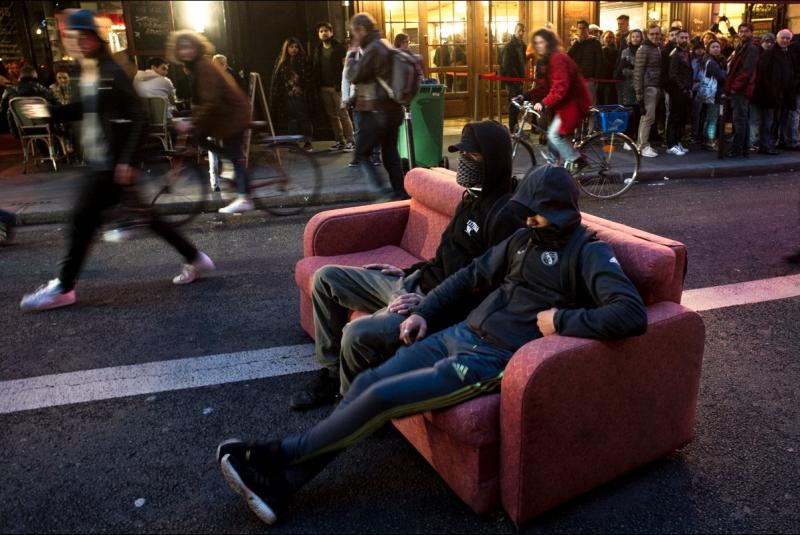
top-left (636, 158), bottom-right (799, 181)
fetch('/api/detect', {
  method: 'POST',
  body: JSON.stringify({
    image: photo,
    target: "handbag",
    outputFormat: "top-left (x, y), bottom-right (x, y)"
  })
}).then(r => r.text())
top-left (697, 61), bottom-right (718, 104)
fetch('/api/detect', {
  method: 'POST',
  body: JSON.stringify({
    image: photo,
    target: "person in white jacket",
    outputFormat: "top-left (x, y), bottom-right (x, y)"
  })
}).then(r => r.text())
top-left (132, 57), bottom-right (176, 118)
top-left (341, 47), bottom-right (380, 168)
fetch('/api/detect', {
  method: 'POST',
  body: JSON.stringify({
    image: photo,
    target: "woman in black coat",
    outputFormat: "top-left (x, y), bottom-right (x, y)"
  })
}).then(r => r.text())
top-left (270, 37), bottom-right (314, 151)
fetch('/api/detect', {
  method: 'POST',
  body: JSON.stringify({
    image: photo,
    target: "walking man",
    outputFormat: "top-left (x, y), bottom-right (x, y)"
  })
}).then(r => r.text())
top-left (312, 22), bottom-right (355, 152)
top-left (20, 11), bottom-right (214, 312)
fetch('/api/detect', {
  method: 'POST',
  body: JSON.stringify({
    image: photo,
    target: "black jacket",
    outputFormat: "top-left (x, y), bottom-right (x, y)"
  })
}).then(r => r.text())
top-left (754, 45), bottom-right (795, 110)
top-left (346, 31), bottom-right (398, 112)
top-left (668, 47), bottom-right (693, 93)
top-left (415, 165), bottom-right (647, 351)
top-left (311, 39), bottom-right (347, 89)
top-left (568, 37), bottom-right (602, 79)
top-left (49, 54), bottom-right (146, 166)
top-left (405, 121), bottom-right (525, 304)
top-left (501, 36), bottom-right (526, 79)
top-left (2, 76), bottom-right (59, 134)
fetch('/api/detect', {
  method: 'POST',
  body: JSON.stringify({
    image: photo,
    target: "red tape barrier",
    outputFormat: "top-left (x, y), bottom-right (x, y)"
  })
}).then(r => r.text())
top-left (480, 72), bottom-right (621, 84)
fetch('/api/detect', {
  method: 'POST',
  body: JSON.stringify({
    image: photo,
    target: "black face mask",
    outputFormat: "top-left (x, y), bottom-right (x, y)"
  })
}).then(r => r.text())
top-left (529, 224), bottom-right (569, 247)
top-left (456, 155), bottom-right (484, 190)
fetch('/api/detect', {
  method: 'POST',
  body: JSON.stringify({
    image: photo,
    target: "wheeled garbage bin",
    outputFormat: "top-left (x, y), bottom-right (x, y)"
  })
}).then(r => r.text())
top-left (398, 83), bottom-right (447, 170)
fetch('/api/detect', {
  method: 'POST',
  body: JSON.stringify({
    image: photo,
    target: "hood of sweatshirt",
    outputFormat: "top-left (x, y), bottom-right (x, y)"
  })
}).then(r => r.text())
top-left (510, 164), bottom-right (581, 232)
top-left (449, 120), bottom-right (513, 200)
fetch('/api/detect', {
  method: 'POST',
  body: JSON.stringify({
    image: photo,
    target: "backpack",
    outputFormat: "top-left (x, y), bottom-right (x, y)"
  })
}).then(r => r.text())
top-left (697, 61), bottom-right (718, 104)
top-left (378, 47), bottom-right (423, 106)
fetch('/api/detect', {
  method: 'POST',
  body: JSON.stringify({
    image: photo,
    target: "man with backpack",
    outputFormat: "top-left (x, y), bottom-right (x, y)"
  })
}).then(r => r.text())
top-left (346, 12), bottom-right (417, 199)
top-left (215, 164), bottom-right (648, 526)
top-left (291, 120), bottom-right (526, 410)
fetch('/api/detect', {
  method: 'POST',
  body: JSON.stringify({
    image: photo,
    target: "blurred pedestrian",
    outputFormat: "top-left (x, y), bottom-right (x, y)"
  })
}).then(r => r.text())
top-left (634, 24), bottom-right (663, 157)
top-left (342, 45), bottom-right (380, 168)
top-left (598, 30), bottom-right (618, 105)
top-left (665, 29), bottom-right (692, 156)
top-left (568, 20), bottom-right (602, 104)
top-left (345, 13), bottom-right (405, 199)
top-left (501, 23), bottom-right (526, 132)
top-left (698, 40), bottom-right (727, 151)
top-left (168, 30), bottom-right (253, 214)
top-left (754, 29), bottom-right (794, 155)
top-left (616, 28), bottom-right (642, 141)
top-left (20, 11), bottom-right (214, 312)
top-left (312, 21), bottom-right (355, 152)
top-left (269, 37), bottom-right (314, 152)
top-left (725, 22), bottom-right (759, 158)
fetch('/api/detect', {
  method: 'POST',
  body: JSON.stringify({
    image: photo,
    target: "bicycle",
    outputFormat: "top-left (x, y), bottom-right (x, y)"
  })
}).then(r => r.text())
top-left (510, 100), bottom-right (640, 199)
top-left (136, 120), bottom-right (323, 225)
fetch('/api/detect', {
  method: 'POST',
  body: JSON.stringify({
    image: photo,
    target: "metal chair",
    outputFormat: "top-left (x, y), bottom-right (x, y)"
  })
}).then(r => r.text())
top-left (145, 96), bottom-right (172, 151)
top-left (9, 96), bottom-right (67, 173)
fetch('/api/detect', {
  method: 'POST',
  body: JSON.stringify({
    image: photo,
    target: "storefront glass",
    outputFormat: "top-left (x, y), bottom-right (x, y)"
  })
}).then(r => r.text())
top-left (426, 1), bottom-right (468, 92)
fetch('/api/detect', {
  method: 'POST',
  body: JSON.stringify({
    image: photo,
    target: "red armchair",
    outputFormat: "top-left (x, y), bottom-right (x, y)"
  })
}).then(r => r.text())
top-left (294, 168), bottom-right (705, 526)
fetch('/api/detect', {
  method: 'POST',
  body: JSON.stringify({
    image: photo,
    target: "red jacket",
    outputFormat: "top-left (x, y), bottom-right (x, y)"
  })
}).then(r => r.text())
top-left (527, 51), bottom-right (591, 135)
top-left (725, 40), bottom-right (759, 99)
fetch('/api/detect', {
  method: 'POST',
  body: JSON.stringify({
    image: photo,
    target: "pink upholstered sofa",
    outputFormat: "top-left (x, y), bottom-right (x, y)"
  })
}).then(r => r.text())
top-left (294, 167), bottom-right (705, 526)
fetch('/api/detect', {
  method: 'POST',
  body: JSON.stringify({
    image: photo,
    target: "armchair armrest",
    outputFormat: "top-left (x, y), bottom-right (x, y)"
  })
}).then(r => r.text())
top-left (499, 301), bottom-right (705, 525)
top-left (303, 201), bottom-right (411, 257)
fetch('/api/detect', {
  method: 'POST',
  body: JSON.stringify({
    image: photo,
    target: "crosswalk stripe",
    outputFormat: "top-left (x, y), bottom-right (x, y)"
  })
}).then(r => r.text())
top-left (2, 274), bottom-right (799, 415)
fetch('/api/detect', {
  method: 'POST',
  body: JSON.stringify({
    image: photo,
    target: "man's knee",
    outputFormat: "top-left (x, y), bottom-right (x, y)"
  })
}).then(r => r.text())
top-left (312, 265), bottom-right (346, 298)
top-left (341, 315), bottom-right (400, 366)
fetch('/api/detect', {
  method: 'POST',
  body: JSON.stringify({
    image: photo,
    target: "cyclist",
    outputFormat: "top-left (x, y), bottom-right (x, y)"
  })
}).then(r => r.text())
top-left (167, 30), bottom-right (253, 214)
top-left (520, 28), bottom-right (591, 172)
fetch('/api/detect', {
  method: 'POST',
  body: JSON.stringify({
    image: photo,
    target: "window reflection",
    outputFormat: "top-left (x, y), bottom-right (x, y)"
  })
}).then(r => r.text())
top-left (427, 1), bottom-right (467, 92)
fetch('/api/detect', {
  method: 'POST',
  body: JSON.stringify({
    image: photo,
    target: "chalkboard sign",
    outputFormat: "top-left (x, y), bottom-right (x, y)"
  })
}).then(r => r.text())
top-left (0, 1), bottom-right (24, 61)
top-left (125, 0), bottom-right (173, 56)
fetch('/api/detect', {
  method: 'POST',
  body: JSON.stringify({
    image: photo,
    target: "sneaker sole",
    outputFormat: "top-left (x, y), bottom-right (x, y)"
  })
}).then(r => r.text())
top-left (216, 439), bottom-right (243, 465)
top-left (20, 293), bottom-right (76, 312)
top-left (220, 455), bottom-right (278, 525)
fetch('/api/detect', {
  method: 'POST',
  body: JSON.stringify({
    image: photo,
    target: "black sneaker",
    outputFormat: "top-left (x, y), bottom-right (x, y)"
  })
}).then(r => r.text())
top-left (219, 444), bottom-right (292, 526)
top-left (289, 368), bottom-right (341, 411)
top-left (348, 158), bottom-right (359, 167)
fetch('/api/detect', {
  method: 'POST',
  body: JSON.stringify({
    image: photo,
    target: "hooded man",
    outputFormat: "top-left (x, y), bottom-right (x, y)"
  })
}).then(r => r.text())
top-left (215, 165), bottom-right (648, 527)
top-left (20, 10), bottom-right (214, 312)
top-left (293, 120), bottom-right (526, 411)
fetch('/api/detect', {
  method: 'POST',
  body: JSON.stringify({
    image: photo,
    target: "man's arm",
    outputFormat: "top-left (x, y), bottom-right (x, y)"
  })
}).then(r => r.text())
top-left (633, 46), bottom-right (645, 99)
top-left (414, 231), bottom-right (518, 322)
top-left (554, 241), bottom-right (647, 339)
top-left (348, 42), bottom-right (380, 84)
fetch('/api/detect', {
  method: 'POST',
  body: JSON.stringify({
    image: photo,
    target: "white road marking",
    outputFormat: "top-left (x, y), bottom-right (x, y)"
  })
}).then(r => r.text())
top-left (0, 344), bottom-right (319, 415)
top-left (681, 273), bottom-right (800, 312)
top-left (1, 274), bottom-right (799, 415)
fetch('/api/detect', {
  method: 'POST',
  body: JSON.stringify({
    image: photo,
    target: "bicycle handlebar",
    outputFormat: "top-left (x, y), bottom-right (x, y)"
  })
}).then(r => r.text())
top-left (510, 98), bottom-right (541, 118)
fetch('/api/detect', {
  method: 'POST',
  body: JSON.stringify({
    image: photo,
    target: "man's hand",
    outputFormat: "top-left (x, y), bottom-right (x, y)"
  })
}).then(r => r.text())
top-left (533, 102), bottom-right (544, 112)
top-left (388, 293), bottom-right (423, 315)
top-left (363, 263), bottom-right (404, 277)
top-left (537, 307), bottom-right (558, 336)
top-left (399, 314), bottom-right (427, 345)
top-left (114, 164), bottom-right (137, 186)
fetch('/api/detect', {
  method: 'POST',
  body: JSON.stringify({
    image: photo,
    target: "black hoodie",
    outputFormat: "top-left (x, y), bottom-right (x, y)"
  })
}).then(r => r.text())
top-left (415, 165), bottom-right (647, 351)
top-left (405, 121), bottom-right (526, 317)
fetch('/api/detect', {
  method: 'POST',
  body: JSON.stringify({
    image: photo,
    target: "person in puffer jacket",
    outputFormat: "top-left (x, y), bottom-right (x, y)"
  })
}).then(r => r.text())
top-left (214, 164), bottom-right (647, 527)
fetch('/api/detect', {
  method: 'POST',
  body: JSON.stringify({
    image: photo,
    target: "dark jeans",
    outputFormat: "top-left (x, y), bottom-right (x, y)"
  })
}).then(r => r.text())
top-left (691, 96), bottom-right (705, 141)
top-left (625, 104), bottom-right (641, 141)
top-left (357, 108), bottom-right (405, 197)
top-left (730, 93), bottom-right (751, 154)
top-left (353, 110), bottom-right (380, 162)
top-left (760, 107), bottom-right (782, 151)
top-left (286, 95), bottom-right (313, 142)
top-left (58, 170), bottom-right (199, 292)
top-left (215, 131), bottom-right (250, 195)
top-left (506, 82), bottom-right (524, 132)
top-left (280, 321), bottom-right (512, 488)
top-left (666, 89), bottom-right (690, 148)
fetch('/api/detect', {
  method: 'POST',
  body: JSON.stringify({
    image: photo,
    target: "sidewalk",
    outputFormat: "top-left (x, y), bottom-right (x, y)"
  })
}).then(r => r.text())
top-left (2, 131), bottom-right (800, 225)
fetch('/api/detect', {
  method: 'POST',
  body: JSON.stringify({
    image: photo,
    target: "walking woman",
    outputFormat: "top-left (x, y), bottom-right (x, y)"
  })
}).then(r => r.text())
top-left (270, 37), bottom-right (314, 152)
top-left (699, 39), bottom-right (727, 151)
top-left (525, 28), bottom-right (591, 170)
top-left (616, 29), bottom-right (643, 142)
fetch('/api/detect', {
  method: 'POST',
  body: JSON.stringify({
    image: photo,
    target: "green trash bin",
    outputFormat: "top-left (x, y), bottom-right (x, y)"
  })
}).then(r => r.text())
top-left (398, 84), bottom-right (447, 169)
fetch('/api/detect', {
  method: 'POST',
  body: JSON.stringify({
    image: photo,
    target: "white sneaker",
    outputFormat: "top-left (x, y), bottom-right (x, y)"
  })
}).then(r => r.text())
top-left (343, 142), bottom-right (355, 152)
top-left (20, 279), bottom-right (76, 312)
top-left (218, 197), bottom-right (254, 214)
top-left (678, 143), bottom-right (689, 154)
top-left (329, 142), bottom-right (345, 151)
top-left (102, 227), bottom-right (139, 243)
top-left (667, 145), bottom-right (686, 156)
top-left (173, 251), bottom-right (215, 285)
top-left (640, 145), bottom-right (658, 158)
top-left (623, 142), bottom-right (633, 151)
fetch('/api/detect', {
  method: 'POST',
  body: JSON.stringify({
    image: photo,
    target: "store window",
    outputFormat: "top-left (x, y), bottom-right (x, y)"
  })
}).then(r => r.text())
top-left (426, 1), bottom-right (468, 93)
top-left (385, 0), bottom-right (420, 54)
top-left (485, 0), bottom-right (520, 72)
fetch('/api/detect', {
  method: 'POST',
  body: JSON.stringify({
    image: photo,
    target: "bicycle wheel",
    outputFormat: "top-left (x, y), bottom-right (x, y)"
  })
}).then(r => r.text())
top-left (511, 137), bottom-right (537, 183)
top-left (574, 131), bottom-right (639, 199)
top-left (142, 156), bottom-right (211, 226)
top-left (249, 144), bottom-right (322, 216)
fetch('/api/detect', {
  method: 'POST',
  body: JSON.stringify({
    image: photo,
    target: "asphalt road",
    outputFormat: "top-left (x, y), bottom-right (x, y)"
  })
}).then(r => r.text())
top-left (1, 172), bottom-right (799, 533)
